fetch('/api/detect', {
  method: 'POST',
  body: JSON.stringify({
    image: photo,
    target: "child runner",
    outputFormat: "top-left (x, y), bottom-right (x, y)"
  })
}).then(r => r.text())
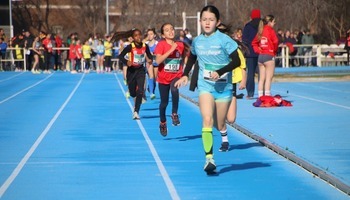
top-left (31, 36), bottom-right (42, 74)
top-left (69, 38), bottom-right (77, 74)
top-left (82, 39), bottom-right (92, 73)
top-left (118, 29), bottom-right (153, 120)
top-left (95, 39), bottom-right (105, 73)
top-left (104, 35), bottom-right (113, 73)
top-left (224, 43), bottom-right (247, 151)
top-left (146, 28), bottom-right (159, 100)
top-left (175, 5), bottom-right (241, 174)
top-left (217, 23), bottom-right (247, 151)
top-left (154, 23), bottom-right (187, 136)
top-left (75, 39), bottom-right (83, 72)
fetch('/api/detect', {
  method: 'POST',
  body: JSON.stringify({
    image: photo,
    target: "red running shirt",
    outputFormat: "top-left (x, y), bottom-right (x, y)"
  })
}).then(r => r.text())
top-left (155, 40), bottom-right (184, 84)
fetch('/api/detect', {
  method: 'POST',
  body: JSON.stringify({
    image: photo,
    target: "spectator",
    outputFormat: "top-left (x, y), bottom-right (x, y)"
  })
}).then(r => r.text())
top-left (346, 29), bottom-right (350, 65)
top-left (276, 29), bottom-right (284, 67)
top-left (0, 37), bottom-right (7, 71)
top-left (232, 28), bottom-right (243, 42)
top-left (54, 33), bottom-right (63, 70)
top-left (301, 29), bottom-right (314, 66)
top-left (23, 30), bottom-right (35, 71)
top-left (0, 28), bottom-right (7, 43)
top-left (178, 30), bottom-right (191, 46)
top-left (284, 30), bottom-right (298, 66)
top-left (69, 38), bottom-right (77, 73)
top-left (184, 28), bottom-right (192, 41)
top-left (75, 39), bottom-right (83, 72)
top-left (12, 34), bottom-right (24, 71)
top-left (251, 14), bottom-right (279, 97)
top-left (242, 8), bottom-right (261, 99)
top-left (42, 33), bottom-right (53, 73)
top-left (295, 28), bottom-right (304, 65)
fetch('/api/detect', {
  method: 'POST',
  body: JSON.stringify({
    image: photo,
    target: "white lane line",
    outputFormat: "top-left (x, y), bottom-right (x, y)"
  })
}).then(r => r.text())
top-left (293, 82), bottom-right (350, 93)
top-left (0, 72), bottom-right (25, 83)
top-left (273, 89), bottom-right (350, 110)
top-left (0, 74), bottom-right (85, 198)
top-left (0, 73), bottom-right (54, 105)
top-left (114, 73), bottom-right (180, 200)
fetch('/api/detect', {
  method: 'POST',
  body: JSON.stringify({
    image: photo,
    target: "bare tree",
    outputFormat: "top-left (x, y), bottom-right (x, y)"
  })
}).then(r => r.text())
top-left (11, 0), bottom-right (350, 44)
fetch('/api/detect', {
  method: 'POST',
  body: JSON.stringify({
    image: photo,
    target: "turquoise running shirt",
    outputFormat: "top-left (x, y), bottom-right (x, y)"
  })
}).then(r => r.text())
top-left (191, 30), bottom-right (238, 93)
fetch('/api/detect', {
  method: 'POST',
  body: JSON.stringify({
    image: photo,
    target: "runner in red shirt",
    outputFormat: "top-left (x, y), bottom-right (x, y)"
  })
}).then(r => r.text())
top-left (154, 23), bottom-right (188, 136)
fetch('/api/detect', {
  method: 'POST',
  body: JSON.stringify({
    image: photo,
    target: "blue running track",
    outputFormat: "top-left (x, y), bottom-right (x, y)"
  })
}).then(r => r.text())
top-left (0, 68), bottom-right (349, 200)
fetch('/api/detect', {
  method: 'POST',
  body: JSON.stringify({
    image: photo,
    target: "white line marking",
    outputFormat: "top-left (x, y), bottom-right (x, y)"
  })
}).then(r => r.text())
top-left (114, 73), bottom-right (180, 200)
top-left (0, 74), bottom-right (85, 198)
top-left (293, 82), bottom-right (350, 93)
top-left (273, 89), bottom-right (350, 110)
top-left (0, 72), bottom-right (25, 83)
top-left (0, 73), bottom-right (54, 105)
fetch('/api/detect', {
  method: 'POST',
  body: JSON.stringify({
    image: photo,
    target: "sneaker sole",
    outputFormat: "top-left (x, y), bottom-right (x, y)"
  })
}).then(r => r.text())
top-left (160, 131), bottom-right (167, 137)
top-left (219, 149), bottom-right (229, 152)
top-left (204, 162), bottom-right (217, 174)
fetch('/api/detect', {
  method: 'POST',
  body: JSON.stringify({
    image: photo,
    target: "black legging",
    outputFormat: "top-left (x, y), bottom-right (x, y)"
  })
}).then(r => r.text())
top-left (127, 67), bottom-right (146, 113)
top-left (44, 51), bottom-right (52, 71)
top-left (158, 78), bottom-right (180, 123)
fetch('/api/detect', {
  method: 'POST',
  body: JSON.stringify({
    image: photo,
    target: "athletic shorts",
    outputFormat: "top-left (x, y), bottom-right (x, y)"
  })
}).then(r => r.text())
top-left (232, 83), bottom-right (237, 97)
top-left (199, 89), bottom-right (232, 102)
top-left (258, 54), bottom-right (274, 64)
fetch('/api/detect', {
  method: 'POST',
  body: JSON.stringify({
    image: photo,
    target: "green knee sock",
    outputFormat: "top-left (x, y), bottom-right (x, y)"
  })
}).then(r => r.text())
top-left (202, 127), bottom-right (213, 158)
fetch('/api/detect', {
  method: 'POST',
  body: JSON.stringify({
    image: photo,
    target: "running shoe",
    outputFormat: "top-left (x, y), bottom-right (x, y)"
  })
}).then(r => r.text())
top-left (125, 91), bottom-right (130, 98)
top-left (142, 96), bottom-right (147, 104)
top-left (159, 122), bottom-right (168, 137)
top-left (204, 157), bottom-right (217, 175)
top-left (171, 113), bottom-right (180, 126)
top-left (150, 94), bottom-right (156, 100)
top-left (219, 142), bottom-right (229, 152)
top-left (132, 111), bottom-right (140, 120)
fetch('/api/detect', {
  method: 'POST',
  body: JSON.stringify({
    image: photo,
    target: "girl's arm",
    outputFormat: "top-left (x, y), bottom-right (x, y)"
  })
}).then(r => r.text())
top-left (145, 44), bottom-right (153, 64)
top-left (118, 45), bottom-right (132, 66)
top-left (182, 52), bottom-right (197, 77)
top-left (239, 68), bottom-right (247, 90)
top-left (215, 49), bottom-right (241, 76)
top-left (174, 52), bottom-right (197, 88)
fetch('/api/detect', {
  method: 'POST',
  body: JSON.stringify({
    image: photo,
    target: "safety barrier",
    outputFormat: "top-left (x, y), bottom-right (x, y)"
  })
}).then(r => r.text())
top-left (0, 45), bottom-right (348, 71)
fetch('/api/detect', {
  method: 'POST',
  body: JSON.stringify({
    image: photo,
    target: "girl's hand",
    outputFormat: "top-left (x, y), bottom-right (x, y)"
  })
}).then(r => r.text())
top-left (170, 42), bottom-right (178, 52)
top-left (238, 82), bottom-right (246, 90)
top-left (127, 60), bottom-right (132, 67)
top-left (210, 71), bottom-right (220, 81)
top-left (174, 76), bottom-right (188, 88)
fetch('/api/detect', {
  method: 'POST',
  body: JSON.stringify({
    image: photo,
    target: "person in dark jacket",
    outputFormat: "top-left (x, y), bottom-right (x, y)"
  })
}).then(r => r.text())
top-left (23, 30), bottom-right (35, 71)
top-left (242, 9), bottom-right (261, 99)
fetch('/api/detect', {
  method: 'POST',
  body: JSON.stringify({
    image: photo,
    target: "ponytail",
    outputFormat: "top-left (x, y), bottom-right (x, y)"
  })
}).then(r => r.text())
top-left (256, 15), bottom-right (275, 41)
top-left (110, 29), bottom-right (134, 43)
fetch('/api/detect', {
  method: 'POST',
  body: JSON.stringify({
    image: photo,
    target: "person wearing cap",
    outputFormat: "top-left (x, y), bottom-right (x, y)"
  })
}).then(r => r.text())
top-left (242, 9), bottom-right (261, 99)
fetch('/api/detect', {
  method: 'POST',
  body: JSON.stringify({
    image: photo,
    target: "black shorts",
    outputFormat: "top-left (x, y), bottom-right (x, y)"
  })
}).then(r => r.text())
top-left (258, 54), bottom-right (274, 64)
top-left (232, 83), bottom-right (237, 97)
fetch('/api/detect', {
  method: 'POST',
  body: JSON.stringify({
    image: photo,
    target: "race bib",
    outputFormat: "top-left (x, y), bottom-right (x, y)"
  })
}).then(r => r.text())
top-left (203, 63), bottom-right (228, 83)
top-left (133, 54), bottom-right (145, 65)
top-left (164, 58), bottom-right (181, 73)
